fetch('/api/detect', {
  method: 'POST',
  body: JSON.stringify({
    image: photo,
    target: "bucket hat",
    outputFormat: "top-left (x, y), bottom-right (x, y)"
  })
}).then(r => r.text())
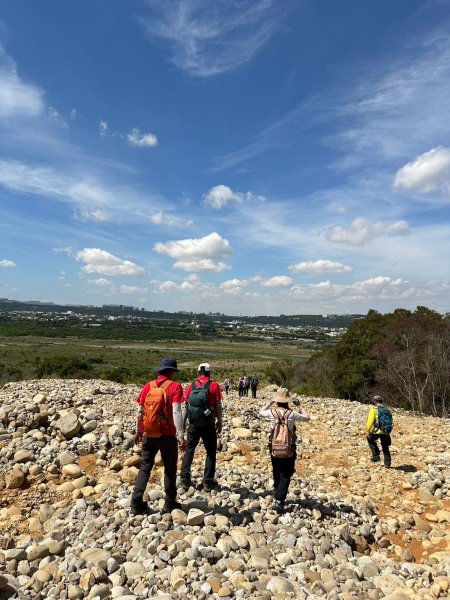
top-left (156, 358), bottom-right (179, 372)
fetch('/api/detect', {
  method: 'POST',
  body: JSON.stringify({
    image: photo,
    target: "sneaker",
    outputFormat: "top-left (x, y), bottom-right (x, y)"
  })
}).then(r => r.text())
top-left (203, 480), bottom-right (219, 492)
top-left (162, 499), bottom-right (182, 513)
top-left (370, 456), bottom-right (380, 462)
top-left (384, 464), bottom-right (391, 469)
top-left (179, 477), bottom-right (192, 492)
top-left (272, 500), bottom-right (285, 514)
top-left (130, 499), bottom-right (149, 516)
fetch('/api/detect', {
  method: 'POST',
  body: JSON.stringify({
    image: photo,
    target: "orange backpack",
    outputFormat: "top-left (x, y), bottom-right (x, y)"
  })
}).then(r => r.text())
top-left (142, 380), bottom-right (172, 438)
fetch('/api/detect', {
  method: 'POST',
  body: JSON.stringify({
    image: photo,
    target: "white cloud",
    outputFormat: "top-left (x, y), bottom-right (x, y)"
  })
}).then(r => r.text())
top-left (88, 278), bottom-right (113, 287)
top-left (203, 184), bottom-right (265, 209)
top-left (173, 259), bottom-right (230, 272)
top-left (98, 120), bottom-right (109, 137)
top-left (289, 259), bottom-right (353, 274)
top-left (260, 275), bottom-right (293, 287)
top-left (154, 232), bottom-right (232, 271)
top-left (120, 285), bottom-right (148, 294)
top-left (140, 0), bottom-right (283, 77)
top-left (0, 259), bottom-right (16, 268)
top-left (75, 248), bottom-right (145, 276)
top-left (0, 44), bottom-right (44, 118)
top-left (326, 217), bottom-right (410, 245)
top-left (75, 208), bottom-right (111, 222)
top-left (47, 106), bottom-right (68, 129)
top-left (220, 278), bottom-right (248, 291)
top-left (328, 202), bottom-right (347, 214)
top-left (149, 210), bottom-right (193, 227)
top-left (394, 146), bottom-right (450, 195)
top-left (157, 280), bottom-right (178, 292)
top-left (289, 276), bottom-right (450, 306)
top-left (127, 127), bottom-right (158, 148)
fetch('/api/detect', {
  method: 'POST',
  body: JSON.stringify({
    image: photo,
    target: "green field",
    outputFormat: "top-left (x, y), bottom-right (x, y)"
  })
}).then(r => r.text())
top-left (0, 335), bottom-right (314, 387)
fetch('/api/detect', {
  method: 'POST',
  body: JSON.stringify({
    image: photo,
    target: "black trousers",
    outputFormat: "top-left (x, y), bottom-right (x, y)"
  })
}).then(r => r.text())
top-left (271, 452), bottom-right (296, 503)
top-left (251, 385), bottom-right (257, 398)
top-left (180, 422), bottom-right (217, 482)
top-left (132, 435), bottom-right (178, 503)
top-left (367, 433), bottom-right (391, 467)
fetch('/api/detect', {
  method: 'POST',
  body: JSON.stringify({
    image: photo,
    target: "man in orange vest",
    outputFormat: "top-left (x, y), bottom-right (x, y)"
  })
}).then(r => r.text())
top-left (131, 358), bottom-right (185, 515)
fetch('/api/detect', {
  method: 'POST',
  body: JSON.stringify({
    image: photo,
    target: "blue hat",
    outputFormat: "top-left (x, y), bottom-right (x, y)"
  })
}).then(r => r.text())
top-left (156, 358), bottom-right (179, 372)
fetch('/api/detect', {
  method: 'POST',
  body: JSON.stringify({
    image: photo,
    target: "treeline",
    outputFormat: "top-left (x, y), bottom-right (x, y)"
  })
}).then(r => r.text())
top-left (266, 307), bottom-right (450, 418)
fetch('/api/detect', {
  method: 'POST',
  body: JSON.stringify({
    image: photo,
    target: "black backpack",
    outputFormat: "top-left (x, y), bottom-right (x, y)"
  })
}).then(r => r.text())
top-left (187, 381), bottom-right (212, 426)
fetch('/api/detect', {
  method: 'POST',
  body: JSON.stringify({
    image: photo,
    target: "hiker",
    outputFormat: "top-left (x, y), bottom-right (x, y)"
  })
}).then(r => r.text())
top-left (223, 377), bottom-right (230, 395)
top-left (250, 374), bottom-right (259, 398)
top-left (131, 358), bottom-right (185, 515)
top-left (366, 394), bottom-right (392, 468)
top-left (259, 388), bottom-right (310, 514)
top-left (238, 376), bottom-right (245, 397)
top-left (180, 363), bottom-right (223, 492)
top-left (243, 376), bottom-right (249, 396)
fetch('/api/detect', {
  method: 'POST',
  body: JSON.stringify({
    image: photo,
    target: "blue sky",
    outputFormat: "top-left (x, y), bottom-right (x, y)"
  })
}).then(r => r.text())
top-left (1, 0), bottom-right (450, 315)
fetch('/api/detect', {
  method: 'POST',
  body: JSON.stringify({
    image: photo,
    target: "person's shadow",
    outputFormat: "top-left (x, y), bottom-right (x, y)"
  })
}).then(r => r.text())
top-left (392, 464), bottom-right (417, 473)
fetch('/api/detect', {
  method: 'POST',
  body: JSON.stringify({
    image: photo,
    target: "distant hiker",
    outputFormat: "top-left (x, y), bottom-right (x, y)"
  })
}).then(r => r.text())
top-left (366, 395), bottom-right (393, 468)
top-left (259, 388), bottom-right (310, 514)
top-left (224, 377), bottom-right (231, 395)
top-left (243, 376), bottom-right (249, 397)
top-left (250, 374), bottom-right (259, 399)
top-left (131, 358), bottom-right (185, 515)
top-left (238, 376), bottom-right (245, 397)
top-left (180, 363), bottom-right (223, 492)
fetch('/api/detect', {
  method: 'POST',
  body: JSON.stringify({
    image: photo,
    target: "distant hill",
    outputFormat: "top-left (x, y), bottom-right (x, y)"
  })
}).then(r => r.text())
top-left (0, 298), bottom-right (362, 328)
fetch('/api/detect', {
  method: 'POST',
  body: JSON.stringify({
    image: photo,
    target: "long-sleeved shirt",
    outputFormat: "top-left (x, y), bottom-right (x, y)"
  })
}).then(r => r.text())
top-left (259, 407), bottom-right (310, 431)
top-left (366, 405), bottom-right (386, 435)
top-left (136, 375), bottom-right (185, 437)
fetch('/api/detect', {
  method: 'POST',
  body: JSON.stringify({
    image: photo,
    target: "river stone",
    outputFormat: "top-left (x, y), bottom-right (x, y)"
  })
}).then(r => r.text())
top-left (373, 574), bottom-right (405, 595)
top-left (187, 508), bottom-right (205, 526)
top-left (231, 428), bottom-right (252, 440)
top-left (58, 451), bottom-right (76, 466)
top-left (80, 548), bottom-right (112, 568)
top-left (55, 413), bottom-right (81, 439)
top-left (62, 464), bottom-right (83, 478)
top-left (5, 469), bottom-right (25, 489)
top-left (14, 449), bottom-right (33, 463)
top-left (267, 577), bottom-right (295, 594)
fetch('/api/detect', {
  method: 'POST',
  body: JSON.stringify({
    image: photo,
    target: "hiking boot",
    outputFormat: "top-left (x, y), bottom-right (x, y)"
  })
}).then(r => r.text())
top-left (130, 499), bottom-right (149, 516)
top-left (203, 480), bottom-right (219, 492)
top-left (384, 464), bottom-right (391, 469)
top-left (370, 456), bottom-right (380, 462)
top-left (272, 500), bottom-right (285, 514)
top-left (179, 477), bottom-right (193, 492)
top-left (162, 499), bottom-right (182, 513)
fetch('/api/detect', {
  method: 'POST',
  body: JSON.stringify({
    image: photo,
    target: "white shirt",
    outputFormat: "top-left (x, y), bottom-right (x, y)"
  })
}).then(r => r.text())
top-left (260, 408), bottom-right (309, 433)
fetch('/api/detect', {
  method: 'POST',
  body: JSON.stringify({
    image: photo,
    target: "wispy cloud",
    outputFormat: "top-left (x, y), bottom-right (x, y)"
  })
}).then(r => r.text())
top-left (140, 0), bottom-right (285, 77)
top-left (0, 44), bottom-right (44, 118)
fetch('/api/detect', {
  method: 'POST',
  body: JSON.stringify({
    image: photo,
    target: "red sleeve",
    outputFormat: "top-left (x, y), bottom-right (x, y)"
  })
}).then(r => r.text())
top-left (209, 381), bottom-right (222, 405)
top-left (137, 382), bottom-right (151, 406)
top-left (182, 384), bottom-right (193, 403)
top-left (168, 381), bottom-right (184, 404)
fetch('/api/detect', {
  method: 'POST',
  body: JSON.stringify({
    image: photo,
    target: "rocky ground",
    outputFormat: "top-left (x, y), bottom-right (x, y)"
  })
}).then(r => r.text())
top-left (0, 378), bottom-right (449, 600)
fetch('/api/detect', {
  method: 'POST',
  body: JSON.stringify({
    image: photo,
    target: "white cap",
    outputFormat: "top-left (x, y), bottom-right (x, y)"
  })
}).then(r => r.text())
top-left (198, 362), bottom-right (212, 372)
